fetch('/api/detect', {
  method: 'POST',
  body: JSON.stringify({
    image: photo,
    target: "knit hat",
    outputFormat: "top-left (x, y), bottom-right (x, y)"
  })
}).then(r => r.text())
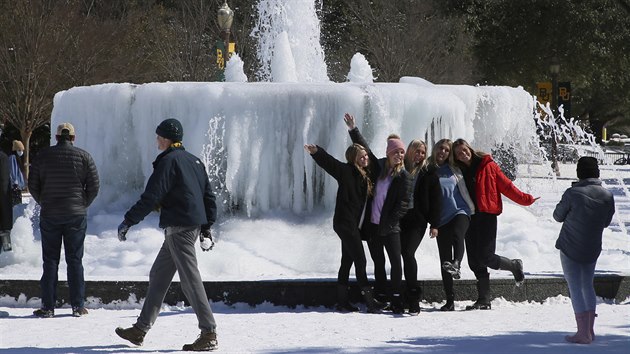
top-left (156, 118), bottom-right (183, 142)
top-left (12, 140), bottom-right (24, 151)
top-left (56, 122), bottom-right (75, 136)
top-left (576, 156), bottom-right (599, 179)
top-left (386, 138), bottom-right (405, 155)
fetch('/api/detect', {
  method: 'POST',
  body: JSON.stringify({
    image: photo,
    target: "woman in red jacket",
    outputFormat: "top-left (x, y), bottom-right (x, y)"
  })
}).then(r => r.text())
top-left (452, 139), bottom-right (539, 310)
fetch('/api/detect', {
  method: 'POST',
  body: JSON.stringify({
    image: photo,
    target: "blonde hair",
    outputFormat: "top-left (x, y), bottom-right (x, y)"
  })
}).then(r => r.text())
top-left (426, 138), bottom-right (453, 169)
top-left (345, 143), bottom-right (373, 196)
top-left (451, 138), bottom-right (488, 167)
top-left (404, 139), bottom-right (427, 177)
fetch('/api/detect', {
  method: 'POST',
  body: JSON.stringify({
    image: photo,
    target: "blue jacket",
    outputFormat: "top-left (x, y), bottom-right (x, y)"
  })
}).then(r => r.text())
top-left (125, 146), bottom-right (217, 229)
top-left (553, 178), bottom-right (615, 263)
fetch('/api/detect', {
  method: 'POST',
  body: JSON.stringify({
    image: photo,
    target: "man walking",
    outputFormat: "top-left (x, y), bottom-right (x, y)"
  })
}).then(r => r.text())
top-left (29, 122), bottom-right (100, 317)
top-left (115, 118), bottom-right (218, 352)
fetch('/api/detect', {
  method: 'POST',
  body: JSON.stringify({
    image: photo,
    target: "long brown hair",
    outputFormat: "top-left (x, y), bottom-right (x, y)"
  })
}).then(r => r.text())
top-left (404, 139), bottom-right (427, 177)
top-left (345, 143), bottom-right (373, 196)
top-left (451, 138), bottom-right (488, 167)
top-left (426, 138), bottom-right (452, 169)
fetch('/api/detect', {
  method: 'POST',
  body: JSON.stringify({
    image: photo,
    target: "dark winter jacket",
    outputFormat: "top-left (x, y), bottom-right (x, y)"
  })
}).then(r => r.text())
top-left (124, 145), bottom-right (217, 229)
top-left (463, 154), bottom-right (535, 215)
top-left (349, 127), bottom-right (410, 238)
top-left (400, 167), bottom-right (442, 230)
top-left (28, 140), bottom-right (100, 217)
top-left (0, 152), bottom-right (12, 230)
top-left (553, 178), bottom-right (615, 263)
top-left (310, 146), bottom-right (369, 237)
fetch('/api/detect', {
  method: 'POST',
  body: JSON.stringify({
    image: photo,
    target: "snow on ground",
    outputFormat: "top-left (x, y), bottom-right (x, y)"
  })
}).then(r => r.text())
top-left (1, 295), bottom-right (629, 353)
top-left (0, 163), bottom-right (628, 353)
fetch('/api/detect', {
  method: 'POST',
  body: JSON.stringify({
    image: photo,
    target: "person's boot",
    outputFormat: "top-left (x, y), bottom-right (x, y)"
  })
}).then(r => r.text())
top-left (0, 231), bottom-right (11, 252)
top-left (182, 331), bottom-right (218, 351)
top-left (390, 293), bottom-right (404, 314)
top-left (361, 287), bottom-right (386, 314)
top-left (440, 294), bottom-right (455, 311)
top-left (407, 288), bottom-right (421, 315)
top-left (466, 277), bottom-right (491, 310)
top-left (335, 284), bottom-right (359, 312)
top-left (115, 325), bottom-right (146, 346)
top-left (499, 256), bottom-right (524, 285)
top-left (588, 310), bottom-right (597, 341)
top-left (565, 312), bottom-right (592, 344)
top-left (442, 260), bottom-right (461, 280)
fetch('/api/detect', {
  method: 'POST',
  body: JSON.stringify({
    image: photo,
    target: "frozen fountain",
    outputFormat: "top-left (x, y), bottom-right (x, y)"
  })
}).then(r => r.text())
top-left (50, 0), bottom-right (538, 218)
top-left (1, 0), bottom-right (627, 289)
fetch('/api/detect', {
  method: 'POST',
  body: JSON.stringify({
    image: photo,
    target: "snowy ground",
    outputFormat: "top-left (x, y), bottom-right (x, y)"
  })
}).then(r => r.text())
top-left (1, 295), bottom-right (629, 353)
top-left (0, 163), bottom-right (628, 353)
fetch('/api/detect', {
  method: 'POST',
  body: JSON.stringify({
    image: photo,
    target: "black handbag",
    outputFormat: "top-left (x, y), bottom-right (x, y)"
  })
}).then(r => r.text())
top-left (11, 185), bottom-right (22, 206)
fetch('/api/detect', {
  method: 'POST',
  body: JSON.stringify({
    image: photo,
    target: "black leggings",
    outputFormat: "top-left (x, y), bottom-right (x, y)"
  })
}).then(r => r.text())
top-left (465, 212), bottom-right (500, 280)
top-left (336, 230), bottom-right (369, 288)
top-left (365, 224), bottom-right (402, 296)
top-left (437, 214), bottom-right (469, 298)
top-left (400, 220), bottom-right (427, 292)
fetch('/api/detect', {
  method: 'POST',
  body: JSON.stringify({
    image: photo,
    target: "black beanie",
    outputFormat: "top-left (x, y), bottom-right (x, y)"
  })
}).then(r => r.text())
top-left (576, 156), bottom-right (599, 179)
top-left (156, 118), bottom-right (183, 142)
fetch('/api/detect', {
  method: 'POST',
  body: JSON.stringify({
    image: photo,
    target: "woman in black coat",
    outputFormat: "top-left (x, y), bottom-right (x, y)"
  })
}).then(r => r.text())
top-left (305, 142), bottom-right (385, 313)
top-left (344, 113), bottom-right (410, 314)
top-left (399, 139), bottom-right (442, 314)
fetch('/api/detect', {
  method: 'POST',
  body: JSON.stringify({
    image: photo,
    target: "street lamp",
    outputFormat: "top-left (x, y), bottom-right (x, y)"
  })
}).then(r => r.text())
top-left (549, 57), bottom-right (560, 176)
top-left (216, 1), bottom-right (235, 80)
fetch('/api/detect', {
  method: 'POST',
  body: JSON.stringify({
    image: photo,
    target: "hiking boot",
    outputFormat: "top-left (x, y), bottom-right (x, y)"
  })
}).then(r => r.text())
top-left (361, 287), bottom-right (387, 314)
top-left (465, 301), bottom-right (492, 310)
top-left (442, 260), bottom-right (461, 280)
top-left (115, 325), bottom-right (146, 346)
top-left (390, 294), bottom-right (404, 314)
top-left (33, 308), bottom-right (54, 318)
top-left (407, 288), bottom-right (421, 315)
top-left (182, 331), bottom-right (218, 351)
top-left (440, 300), bottom-right (455, 311)
top-left (335, 284), bottom-right (359, 312)
top-left (72, 307), bottom-right (88, 317)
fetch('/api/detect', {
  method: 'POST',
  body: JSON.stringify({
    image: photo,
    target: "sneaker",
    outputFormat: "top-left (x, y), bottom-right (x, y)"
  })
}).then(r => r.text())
top-left (115, 325), bottom-right (146, 346)
top-left (72, 307), bottom-right (88, 317)
top-left (442, 261), bottom-right (461, 280)
top-left (465, 301), bottom-right (491, 310)
top-left (182, 331), bottom-right (218, 351)
top-left (33, 308), bottom-right (54, 318)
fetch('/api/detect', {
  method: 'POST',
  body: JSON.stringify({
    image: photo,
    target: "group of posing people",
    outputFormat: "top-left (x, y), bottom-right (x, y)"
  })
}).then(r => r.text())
top-left (306, 113), bottom-right (615, 345)
top-left (305, 113), bottom-right (538, 315)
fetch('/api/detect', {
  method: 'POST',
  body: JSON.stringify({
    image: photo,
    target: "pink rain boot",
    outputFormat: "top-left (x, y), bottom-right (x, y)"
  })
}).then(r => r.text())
top-left (565, 311), bottom-right (592, 344)
top-left (588, 310), bottom-right (597, 341)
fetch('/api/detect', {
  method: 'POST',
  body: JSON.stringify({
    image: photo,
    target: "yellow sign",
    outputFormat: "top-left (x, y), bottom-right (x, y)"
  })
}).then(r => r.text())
top-left (536, 82), bottom-right (552, 106)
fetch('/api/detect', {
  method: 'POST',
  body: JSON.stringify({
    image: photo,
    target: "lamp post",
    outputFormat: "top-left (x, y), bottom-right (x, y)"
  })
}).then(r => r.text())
top-left (549, 57), bottom-right (560, 176)
top-left (216, 1), bottom-right (234, 80)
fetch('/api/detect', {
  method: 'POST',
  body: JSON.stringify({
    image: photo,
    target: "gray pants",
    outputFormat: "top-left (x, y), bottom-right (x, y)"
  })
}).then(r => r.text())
top-left (135, 226), bottom-right (216, 333)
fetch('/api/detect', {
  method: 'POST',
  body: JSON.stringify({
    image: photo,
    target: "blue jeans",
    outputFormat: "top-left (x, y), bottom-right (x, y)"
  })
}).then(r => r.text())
top-left (560, 251), bottom-right (597, 313)
top-left (39, 215), bottom-right (87, 309)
